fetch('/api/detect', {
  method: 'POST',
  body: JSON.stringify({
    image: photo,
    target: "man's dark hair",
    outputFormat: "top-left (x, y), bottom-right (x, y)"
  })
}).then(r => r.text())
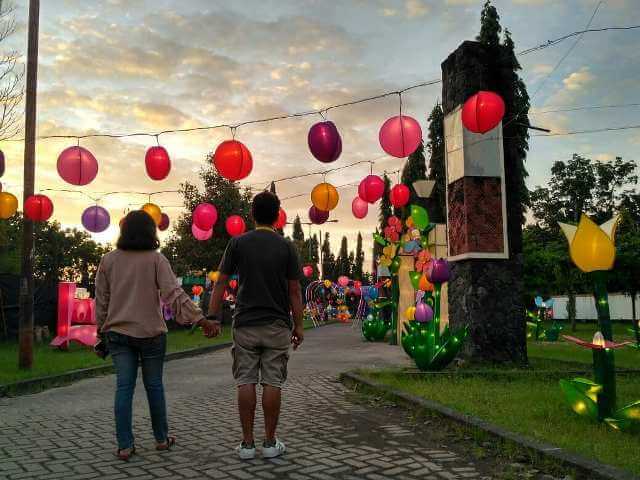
top-left (117, 210), bottom-right (160, 250)
top-left (252, 191), bottom-right (280, 225)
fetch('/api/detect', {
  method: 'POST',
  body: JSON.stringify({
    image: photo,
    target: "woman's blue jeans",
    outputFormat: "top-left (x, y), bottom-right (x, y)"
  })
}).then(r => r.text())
top-left (107, 332), bottom-right (168, 449)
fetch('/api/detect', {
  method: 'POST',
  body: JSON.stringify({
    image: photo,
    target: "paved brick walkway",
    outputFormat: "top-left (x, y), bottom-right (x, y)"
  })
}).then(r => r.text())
top-left (1, 324), bottom-right (489, 479)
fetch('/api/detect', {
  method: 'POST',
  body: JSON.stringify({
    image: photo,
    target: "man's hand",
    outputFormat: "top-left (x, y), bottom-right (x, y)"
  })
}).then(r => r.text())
top-left (291, 325), bottom-right (304, 350)
top-left (200, 319), bottom-right (221, 338)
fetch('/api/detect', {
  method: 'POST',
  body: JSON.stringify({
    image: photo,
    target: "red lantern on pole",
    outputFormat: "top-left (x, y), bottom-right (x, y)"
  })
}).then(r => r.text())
top-left (213, 140), bottom-right (253, 181)
top-left (389, 184), bottom-right (410, 208)
top-left (145, 146), bottom-right (171, 180)
top-left (225, 215), bottom-right (246, 237)
top-left (273, 208), bottom-right (287, 229)
top-left (461, 91), bottom-right (505, 134)
top-left (24, 194), bottom-right (53, 222)
top-left (358, 175), bottom-right (385, 204)
top-left (193, 203), bottom-right (218, 231)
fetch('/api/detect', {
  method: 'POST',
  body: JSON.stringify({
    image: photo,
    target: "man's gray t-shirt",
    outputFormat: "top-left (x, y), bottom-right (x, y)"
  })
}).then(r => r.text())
top-left (219, 228), bottom-right (302, 328)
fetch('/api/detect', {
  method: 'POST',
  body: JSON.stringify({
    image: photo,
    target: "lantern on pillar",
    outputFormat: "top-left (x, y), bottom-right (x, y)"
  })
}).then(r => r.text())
top-left (461, 91), bottom-right (505, 134)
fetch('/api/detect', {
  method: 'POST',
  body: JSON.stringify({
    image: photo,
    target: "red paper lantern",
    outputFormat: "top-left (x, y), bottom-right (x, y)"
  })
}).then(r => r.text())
top-left (213, 140), bottom-right (253, 181)
top-left (303, 265), bottom-right (313, 278)
top-left (145, 146), bottom-right (171, 180)
top-left (461, 91), bottom-right (505, 134)
top-left (308, 205), bottom-right (329, 225)
top-left (193, 203), bottom-right (218, 231)
top-left (351, 196), bottom-right (368, 219)
top-left (229, 279), bottom-right (238, 290)
top-left (24, 194), bottom-right (54, 222)
top-left (225, 215), bottom-right (246, 237)
top-left (358, 175), bottom-right (385, 204)
top-left (274, 208), bottom-right (287, 229)
top-left (159, 213), bottom-right (170, 231)
top-left (57, 146), bottom-right (99, 186)
top-left (389, 184), bottom-right (410, 208)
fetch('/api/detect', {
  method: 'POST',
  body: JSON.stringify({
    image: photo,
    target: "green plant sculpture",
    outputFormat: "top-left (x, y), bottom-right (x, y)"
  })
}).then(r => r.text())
top-left (362, 302), bottom-right (391, 341)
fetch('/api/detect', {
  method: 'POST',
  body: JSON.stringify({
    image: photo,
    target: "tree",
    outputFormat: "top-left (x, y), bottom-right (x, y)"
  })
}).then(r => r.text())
top-left (321, 233), bottom-right (335, 280)
top-left (0, 2), bottom-right (23, 140)
top-left (401, 141), bottom-right (428, 220)
top-left (353, 232), bottom-right (364, 280)
top-left (162, 156), bottom-right (253, 275)
top-left (378, 173), bottom-right (393, 231)
top-left (425, 104), bottom-right (446, 223)
top-left (336, 236), bottom-right (350, 277)
top-left (476, 0), bottom-right (501, 48)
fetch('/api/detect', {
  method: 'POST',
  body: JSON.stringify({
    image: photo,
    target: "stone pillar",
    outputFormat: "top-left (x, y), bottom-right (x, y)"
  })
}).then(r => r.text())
top-left (442, 41), bottom-right (527, 364)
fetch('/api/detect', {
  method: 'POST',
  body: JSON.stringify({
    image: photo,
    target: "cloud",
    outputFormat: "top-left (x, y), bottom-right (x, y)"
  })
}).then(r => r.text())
top-left (405, 0), bottom-right (429, 18)
top-left (562, 67), bottom-right (594, 91)
top-left (381, 8), bottom-right (398, 16)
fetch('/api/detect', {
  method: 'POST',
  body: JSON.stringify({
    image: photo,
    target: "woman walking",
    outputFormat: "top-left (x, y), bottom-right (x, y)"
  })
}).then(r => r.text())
top-left (95, 210), bottom-right (220, 460)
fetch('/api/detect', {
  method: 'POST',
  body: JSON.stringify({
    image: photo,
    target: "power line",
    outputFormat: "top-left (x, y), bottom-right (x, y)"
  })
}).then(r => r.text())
top-left (518, 25), bottom-right (640, 55)
top-left (532, 124), bottom-right (640, 137)
top-left (531, 102), bottom-right (640, 114)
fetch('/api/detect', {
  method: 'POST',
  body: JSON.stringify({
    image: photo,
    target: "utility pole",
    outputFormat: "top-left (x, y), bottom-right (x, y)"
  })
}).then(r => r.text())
top-left (19, 0), bottom-right (40, 369)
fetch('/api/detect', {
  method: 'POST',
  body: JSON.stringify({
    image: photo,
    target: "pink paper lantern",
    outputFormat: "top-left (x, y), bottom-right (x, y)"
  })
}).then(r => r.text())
top-left (351, 196), bottom-right (368, 219)
top-left (338, 276), bottom-right (349, 287)
top-left (389, 184), bottom-right (410, 208)
top-left (309, 205), bottom-right (329, 225)
top-left (378, 115), bottom-right (422, 158)
top-left (461, 91), bottom-right (505, 134)
top-left (57, 146), bottom-right (99, 186)
top-left (193, 203), bottom-right (218, 231)
top-left (303, 265), bottom-right (313, 278)
top-left (358, 175), bottom-right (385, 204)
top-left (308, 121), bottom-right (342, 163)
top-left (225, 215), bottom-right (246, 237)
top-left (192, 222), bottom-right (213, 241)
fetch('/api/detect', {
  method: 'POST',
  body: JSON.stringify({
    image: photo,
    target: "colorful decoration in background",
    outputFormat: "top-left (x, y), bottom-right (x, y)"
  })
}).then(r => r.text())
top-left (193, 202), bottom-right (218, 231)
top-left (311, 182), bottom-right (339, 211)
top-left (378, 115), bottom-right (422, 158)
top-left (81, 206), bottom-right (110, 233)
top-left (57, 146), bottom-right (99, 186)
top-left (302, 265), bottom-right (313, 278)
top-left (461, 90), bottom-right (505, 134)
top-left (192, 222), bottom-right (213, 241)
top-left (159, 213), bottom-right (170, 231)
top-left (24, 194), bottom-right (54, 222)
top-left (191, 284), bottom-right (203, 304)
top-left (351, 196), bottom-right (368, 219)
top-left (50, 282), bottom-right (97, 349)
top-left (213, 140), bottom-right (253, 181)
top-left (208, 270), bottom-right (220, 282)
top-left (225, 215), bottom-right (246, 237)
top-left (557, 213), bottom-right (640, 431)
top-left (362, 309), bottom-right (391, 341)
top-left (141, 202), bottom-right (162, 226)
top-left (389, 184), bottom-right (410, 208)
top-left (145, 145), bottom-right (171, 180)
top-left (308, 121), bottom-right (342, 163)
top-left (273, 208), bottom-right (287, 229)
top-left (358, 175), bottom-right (385, 204)
top-left (308, 205), bottom-right (329, 225)
top-left (527, 296), bottom-right (562, 341)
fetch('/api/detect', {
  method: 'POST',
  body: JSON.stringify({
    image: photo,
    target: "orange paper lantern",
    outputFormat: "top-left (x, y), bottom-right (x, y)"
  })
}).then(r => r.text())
top-left (311, 182), bottom-right (339, 211)
top-left (141, 203), bottom-right (162, 226)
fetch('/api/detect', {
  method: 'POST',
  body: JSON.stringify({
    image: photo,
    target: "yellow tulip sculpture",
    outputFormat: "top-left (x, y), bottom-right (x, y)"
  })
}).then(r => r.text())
top-left (559, 214), bottom-right (619, 273)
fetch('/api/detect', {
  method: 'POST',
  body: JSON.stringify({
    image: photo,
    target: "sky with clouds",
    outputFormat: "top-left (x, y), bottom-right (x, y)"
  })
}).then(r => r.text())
top-left (1, 0), bottom-right (639, 270)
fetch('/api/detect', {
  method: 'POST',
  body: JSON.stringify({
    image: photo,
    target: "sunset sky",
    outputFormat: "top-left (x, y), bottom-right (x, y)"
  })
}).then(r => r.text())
top-left (1, 0), bottom-right (639, 269)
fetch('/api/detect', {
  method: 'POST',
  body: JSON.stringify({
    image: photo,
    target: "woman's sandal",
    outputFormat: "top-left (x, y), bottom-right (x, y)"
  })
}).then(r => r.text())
top-left (156, 436), bottom-right (176, 451)
top-left (116, 446), bottom-right (136, 461)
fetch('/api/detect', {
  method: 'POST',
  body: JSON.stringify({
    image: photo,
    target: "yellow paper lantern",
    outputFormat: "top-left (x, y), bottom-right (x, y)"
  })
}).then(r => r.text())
top-left (323, 279), bottom-right (332, 288)
top-left (141, 202), bottom-right (162, 226)
top-left (405, 306), bottom-right (416, 321)
top-left (0, 192), bottom-right (18, 219)
top-left (208, 271), bottom-right (220, 282)
top-left (559, 214), bottom-right (619, 273)
top-left (311, 182), bottom-right (339, 211)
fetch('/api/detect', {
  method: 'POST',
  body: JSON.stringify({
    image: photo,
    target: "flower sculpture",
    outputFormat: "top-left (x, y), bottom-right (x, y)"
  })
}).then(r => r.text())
top-left (527, 296), bottom-right (563, 341)
top-left (415, 250), bottom-right (431, 273)
top-left (558, 213), bottom-right (640, 431)
top-left (362, 309), bottom-right (391, 341)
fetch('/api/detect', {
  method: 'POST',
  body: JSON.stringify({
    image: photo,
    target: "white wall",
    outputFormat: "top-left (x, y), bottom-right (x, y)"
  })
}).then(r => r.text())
top-left (551, 293), bottom-right (640, 320)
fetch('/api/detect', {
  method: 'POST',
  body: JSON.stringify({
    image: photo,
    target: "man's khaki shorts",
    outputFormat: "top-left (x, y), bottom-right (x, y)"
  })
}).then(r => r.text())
top-left (232, 320), bottom-right (291, 389)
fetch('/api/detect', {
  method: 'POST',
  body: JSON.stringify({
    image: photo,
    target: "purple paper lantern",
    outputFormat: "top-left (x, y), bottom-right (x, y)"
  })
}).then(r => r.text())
top-left (0, 149), bottom-right (5, 178)
top-left (308, 205), bottom-right (329, 225)
top-left (414, 302), bottom-right (433, 323)
top-left (81, 206), bottom-right (110, 233)
top-left (427, 258), bottom-right (450, 284)
top-left (159, 213), bottom-right (170, 231)
top-left (308, 121), bottom-right (342, 163)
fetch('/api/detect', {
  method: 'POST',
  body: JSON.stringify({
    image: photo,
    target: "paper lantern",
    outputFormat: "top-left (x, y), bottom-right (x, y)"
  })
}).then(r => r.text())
top-left (208, 270), bottom-right (220, 282)
top-left (358, 175), bottom-right (385, 204)
top-left (213, 140), bottom-right (253, 181)
top-left (193, 203), bottom-right (218, 231)
top-left (303, 265), bottom-right (313, 278)
top-left (379, 115), bottom-right (422, 158)
top-left (0, 191), bottom-right (18, 219)
top-left (159, 213), bottom-right (170, 231)
top-left (192, 222), bottom-right (213, 241)
top-left (24, 194), bottom-right (54, 222)
top-left (226, 215), bottom-right (246, 237)
top-left (461, 91), bottom-right (505, 134)
top-left (192, 285), bottom-right (203, 296)
top-left (390, 184), bottom-right (410, 208)
top-left (141, 202), bottom-right (162, 226)
top-left (82, 206), bottom-right (110, 233)
top-left (338, 276), bottom-right (349, 287)
top-left (0, 150), bottom-right (5, 177)
top-left (351, 196), bottom-right (368, 219)
top-left (309, 205), bottom-right (329, 225)
top-left (229, 279), bottom-right (238, 290)
top-left (273, 208), bottom-right (287, 229)
top-left (57, 146), bottom-right (99, 186)
top-left (308, 121), bottom-right (342, 163)
top-left (145, 146), bottom-right (171, 180)
top-left (415, 302), bottom-right (433, 323)
top-left (311, 182), bottom-right (339, 211)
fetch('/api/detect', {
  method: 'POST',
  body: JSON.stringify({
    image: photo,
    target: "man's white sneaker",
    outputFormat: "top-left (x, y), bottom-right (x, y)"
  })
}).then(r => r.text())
top-left (262, 439), bottom-right (286, 459)
top-left (236, 442), bottom-right (256, 460)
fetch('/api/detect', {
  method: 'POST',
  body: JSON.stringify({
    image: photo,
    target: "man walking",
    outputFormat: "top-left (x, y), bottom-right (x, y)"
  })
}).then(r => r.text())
top-left (201, 191), bottom-right (304, 460)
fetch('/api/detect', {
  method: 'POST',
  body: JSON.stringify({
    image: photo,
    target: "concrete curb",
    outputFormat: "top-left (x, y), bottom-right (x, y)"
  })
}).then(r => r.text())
top-left (340, 371), bottom-right (639, 480)
top-left (0, 342), bottom-right (232, 398)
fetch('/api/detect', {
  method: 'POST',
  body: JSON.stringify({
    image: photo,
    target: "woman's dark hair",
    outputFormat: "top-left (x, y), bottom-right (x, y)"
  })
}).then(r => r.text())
top-left (252, 191), bottom-right (280, 225)
top-left (117, 210), bottom-right (160, 251)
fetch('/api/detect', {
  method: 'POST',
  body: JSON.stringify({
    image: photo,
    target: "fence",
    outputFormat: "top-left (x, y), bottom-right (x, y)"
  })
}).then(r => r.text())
top-left (551, 293), bottom-right (639, 321)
